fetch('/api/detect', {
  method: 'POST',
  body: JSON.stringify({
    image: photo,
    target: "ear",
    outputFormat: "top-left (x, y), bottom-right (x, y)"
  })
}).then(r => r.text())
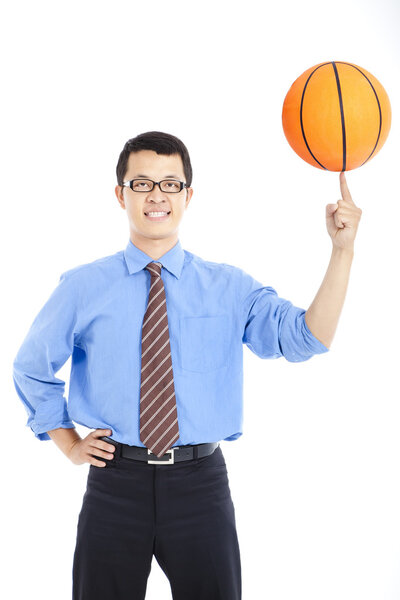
top-left (185, 187), bottom-right (193, 208)
top-left (115, 185), bottom-right (125, 209)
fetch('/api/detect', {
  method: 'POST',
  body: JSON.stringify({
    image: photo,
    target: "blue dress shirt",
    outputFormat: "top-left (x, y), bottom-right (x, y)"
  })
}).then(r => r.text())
top-left (12, 238), bottom-right (329, 445)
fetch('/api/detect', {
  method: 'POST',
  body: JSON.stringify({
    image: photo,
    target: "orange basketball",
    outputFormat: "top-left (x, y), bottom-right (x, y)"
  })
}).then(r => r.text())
top-left (282, 61), bottom-right (391, 171)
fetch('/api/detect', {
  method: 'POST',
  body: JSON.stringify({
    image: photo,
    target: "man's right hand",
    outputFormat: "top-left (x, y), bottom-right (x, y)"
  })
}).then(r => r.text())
top-left (68, 429), bottom-right (116, 467)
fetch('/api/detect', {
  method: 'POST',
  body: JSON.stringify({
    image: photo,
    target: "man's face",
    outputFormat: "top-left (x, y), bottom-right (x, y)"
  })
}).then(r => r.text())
top-left (115, 150), bottom-right (193, 246)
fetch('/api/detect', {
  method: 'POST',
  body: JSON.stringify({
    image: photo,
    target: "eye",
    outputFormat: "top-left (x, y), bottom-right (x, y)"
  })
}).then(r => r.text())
top-left (132, 180), bottom-right (152, 191)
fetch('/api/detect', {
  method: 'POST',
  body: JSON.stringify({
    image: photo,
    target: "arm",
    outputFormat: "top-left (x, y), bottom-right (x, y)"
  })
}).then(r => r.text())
top-left (48, 427), bottom-right (82, 459)
top-left (13, 268), bottom-right (116, 466)
top-left (305, 172), bottom-right (362, 349)
top-left (12, 270), bottom-right (80, 440)
top-left (305, 247), bottom-right (354, 349)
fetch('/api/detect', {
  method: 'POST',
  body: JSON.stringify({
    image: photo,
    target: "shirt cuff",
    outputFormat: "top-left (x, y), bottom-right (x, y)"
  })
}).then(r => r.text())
top-left (28, 398), bottom-right (75, 441)
top-left (31, 422), bottom-right (76, 441)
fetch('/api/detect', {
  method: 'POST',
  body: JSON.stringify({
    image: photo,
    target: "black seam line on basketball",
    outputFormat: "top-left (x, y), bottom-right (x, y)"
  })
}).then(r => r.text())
top-left (334, 61), bottom-right (382, 166)
top-left (300, 62), bottom-right (331, 170)
top-left (331, 62), bottom-right (347, 172)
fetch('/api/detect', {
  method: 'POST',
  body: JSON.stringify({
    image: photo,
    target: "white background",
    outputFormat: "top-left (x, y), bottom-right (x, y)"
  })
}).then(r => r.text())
top-left (2, 0), bottom-right (399, 598)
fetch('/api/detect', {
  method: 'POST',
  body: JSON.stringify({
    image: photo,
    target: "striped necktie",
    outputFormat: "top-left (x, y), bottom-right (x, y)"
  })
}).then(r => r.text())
top-left (139, 261), bottom-right (180, 458)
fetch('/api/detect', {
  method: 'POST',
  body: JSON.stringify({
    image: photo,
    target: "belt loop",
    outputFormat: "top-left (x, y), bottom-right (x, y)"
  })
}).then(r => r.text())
top-left (113, 441), bottom-right (122, 461)
top-left (193, 445), bottom-right (198, 460)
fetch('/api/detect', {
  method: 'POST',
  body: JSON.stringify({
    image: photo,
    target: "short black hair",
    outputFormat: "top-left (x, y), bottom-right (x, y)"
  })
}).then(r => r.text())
top-left (116, 131), bottom-right (193, 188)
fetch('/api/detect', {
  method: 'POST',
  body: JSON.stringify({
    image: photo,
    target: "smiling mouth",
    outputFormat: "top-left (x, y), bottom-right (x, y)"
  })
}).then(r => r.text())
top-left (144, 211), bottom-right (171, 215)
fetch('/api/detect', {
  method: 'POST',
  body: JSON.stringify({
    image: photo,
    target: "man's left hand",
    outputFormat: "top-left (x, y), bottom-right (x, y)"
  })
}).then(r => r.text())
top-left (325, 172), bottom-right (362, 250)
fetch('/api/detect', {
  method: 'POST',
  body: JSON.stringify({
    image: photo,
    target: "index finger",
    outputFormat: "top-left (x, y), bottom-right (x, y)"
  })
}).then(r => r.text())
top-left (339, 171), bottom-right (354, 203)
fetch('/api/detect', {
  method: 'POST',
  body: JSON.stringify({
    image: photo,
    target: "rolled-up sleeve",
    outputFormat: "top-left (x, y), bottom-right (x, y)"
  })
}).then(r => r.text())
top-left (12, 270), bottom-right (81, 440)
top-left (239, 269), bottom-right (329, 362)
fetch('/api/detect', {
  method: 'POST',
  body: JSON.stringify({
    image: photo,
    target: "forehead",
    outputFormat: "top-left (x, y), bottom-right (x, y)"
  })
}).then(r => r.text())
top-left (126, 150), bottom-right (184, 178)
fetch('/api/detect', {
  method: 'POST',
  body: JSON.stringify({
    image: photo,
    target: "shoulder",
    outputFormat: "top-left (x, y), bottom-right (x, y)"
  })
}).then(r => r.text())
top-left (184, 250), bottom-right (268, 287)
top-left (183, 249), bottom-right (241, 277)
top-left (181, 250), bottom-right (271, 300)
top-left (58, 250), bottom-right (125, 289)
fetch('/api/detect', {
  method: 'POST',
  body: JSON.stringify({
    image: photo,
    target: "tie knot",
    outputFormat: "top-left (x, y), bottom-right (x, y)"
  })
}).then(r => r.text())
top-left (145, 261), bottom-right (162, 278)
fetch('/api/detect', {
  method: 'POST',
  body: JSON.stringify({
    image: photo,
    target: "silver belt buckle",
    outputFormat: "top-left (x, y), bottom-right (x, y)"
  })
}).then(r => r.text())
top-left (147, 448), bottom-right (175, 465)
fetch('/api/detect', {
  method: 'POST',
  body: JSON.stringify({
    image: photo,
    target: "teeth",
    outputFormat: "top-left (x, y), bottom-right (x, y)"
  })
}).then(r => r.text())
top-left (146, 211), bottom-right (169, 216)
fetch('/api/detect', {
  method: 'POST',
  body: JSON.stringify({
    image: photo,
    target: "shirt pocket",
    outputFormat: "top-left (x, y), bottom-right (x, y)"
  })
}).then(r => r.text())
top-left (179, 314), bottom-right (230, 372)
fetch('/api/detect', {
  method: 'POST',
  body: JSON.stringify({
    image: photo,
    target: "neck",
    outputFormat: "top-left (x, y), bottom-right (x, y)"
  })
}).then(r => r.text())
top-left (129, 232), bottom-right (178, 260)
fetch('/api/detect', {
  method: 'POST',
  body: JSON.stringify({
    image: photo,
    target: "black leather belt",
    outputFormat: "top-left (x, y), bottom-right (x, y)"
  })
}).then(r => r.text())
top-left (100, 436), bottom-right (220, 465)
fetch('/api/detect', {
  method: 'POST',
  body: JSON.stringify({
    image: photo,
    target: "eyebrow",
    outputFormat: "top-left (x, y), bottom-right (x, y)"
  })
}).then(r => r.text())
top-left (134, 174), bottom-right (181, 179)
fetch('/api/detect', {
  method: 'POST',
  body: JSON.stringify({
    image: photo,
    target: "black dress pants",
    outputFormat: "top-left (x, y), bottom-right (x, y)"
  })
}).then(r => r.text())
top-left (72, 444), bottom-right (241, 599)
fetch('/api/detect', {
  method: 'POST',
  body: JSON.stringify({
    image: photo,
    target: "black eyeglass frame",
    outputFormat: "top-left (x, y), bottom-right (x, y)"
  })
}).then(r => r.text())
top-left (122, 179), bottom-right (189, 193)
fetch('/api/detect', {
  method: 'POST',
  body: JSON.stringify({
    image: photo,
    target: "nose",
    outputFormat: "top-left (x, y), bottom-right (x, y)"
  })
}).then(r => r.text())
top-left (148, 185), bottom-right (168, 204)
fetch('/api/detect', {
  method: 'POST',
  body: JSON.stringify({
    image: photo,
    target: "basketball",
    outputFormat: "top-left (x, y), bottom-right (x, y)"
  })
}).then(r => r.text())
top-left (281, 61), bottom-right (391, 172)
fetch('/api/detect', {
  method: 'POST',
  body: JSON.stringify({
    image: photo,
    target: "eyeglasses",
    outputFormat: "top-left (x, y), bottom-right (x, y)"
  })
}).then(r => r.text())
top-left (122, 178), bottom-right (189, 193)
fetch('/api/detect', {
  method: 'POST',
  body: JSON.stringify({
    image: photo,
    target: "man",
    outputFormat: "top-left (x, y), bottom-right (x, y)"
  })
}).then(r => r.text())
top-left (12, 131), bottom-right (361, 599)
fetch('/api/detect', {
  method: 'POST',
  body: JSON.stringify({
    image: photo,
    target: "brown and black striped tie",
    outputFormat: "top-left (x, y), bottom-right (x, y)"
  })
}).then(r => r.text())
top-left (139, 261), bottom-right (180, 458)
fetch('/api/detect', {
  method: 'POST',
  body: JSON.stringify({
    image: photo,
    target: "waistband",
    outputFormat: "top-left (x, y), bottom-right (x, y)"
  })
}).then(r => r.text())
top-left (99, 437), bottom-right (220, 465)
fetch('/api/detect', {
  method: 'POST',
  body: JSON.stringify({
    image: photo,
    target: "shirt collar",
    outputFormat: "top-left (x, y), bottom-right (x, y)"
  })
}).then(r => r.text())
top-left (123, 238), bottom-right (185, 279)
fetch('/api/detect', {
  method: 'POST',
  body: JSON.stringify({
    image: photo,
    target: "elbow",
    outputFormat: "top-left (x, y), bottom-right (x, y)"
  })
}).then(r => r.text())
top-left (315, 335), bottom-right (331, 350)
top-left (318, 335), bottom-right (332, 350)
